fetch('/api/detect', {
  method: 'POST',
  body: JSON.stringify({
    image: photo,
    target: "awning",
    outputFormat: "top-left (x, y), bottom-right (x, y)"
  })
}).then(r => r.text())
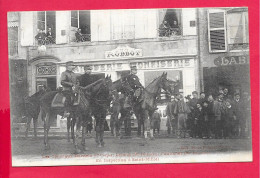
top-left (8, 21), bottom-right (19, 27)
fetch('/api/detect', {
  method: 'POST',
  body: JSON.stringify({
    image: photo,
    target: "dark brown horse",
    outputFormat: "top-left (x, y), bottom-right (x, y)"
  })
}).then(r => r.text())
top-left (38, 76), bottom-right (112, 152)
top-left (132, 72), bottom-right (173, 139)
top-left (24, 90), bottom-right (47, 138)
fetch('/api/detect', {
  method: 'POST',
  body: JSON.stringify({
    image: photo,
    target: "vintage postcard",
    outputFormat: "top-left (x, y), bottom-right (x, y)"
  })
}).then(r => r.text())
top-left (8, 7), bottom-right (252, 167)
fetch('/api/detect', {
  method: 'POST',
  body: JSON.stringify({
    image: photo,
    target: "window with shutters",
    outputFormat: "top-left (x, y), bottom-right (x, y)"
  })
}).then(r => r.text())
top-left (158, 9), bottom-right (182, 37)
top-left (36, 11), bottom-right (56, 45)
top-left (71, 10), bottom-right (91, 42)
top-left (226, 8), bottom-right (249, 51)
top-left (111, 10), bottom-right (135, 40)
top-left (208, 10), bottom-right (227, 53)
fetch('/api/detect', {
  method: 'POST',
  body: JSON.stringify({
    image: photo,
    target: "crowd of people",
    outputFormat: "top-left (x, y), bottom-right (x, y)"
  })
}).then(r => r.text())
top-left (166, 88), bottom-right (251, 139)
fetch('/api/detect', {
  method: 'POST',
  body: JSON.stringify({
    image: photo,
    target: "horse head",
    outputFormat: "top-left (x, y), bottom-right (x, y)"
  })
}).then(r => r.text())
top-left (158, 72), bottom-right (173, 95)
top-left (111, 77), bottom-right (133, 95)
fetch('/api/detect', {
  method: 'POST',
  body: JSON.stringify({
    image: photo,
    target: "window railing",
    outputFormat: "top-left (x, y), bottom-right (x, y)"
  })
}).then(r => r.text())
top-left (74, 33), bottom-right (91, 42)
top-left (158, 27), bottom-right (182, 38)
top-left (35, 37), bottom-right (56, 45)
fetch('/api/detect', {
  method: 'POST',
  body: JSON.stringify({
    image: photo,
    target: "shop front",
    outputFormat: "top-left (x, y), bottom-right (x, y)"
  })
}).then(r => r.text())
top-left (203, 55), bottom-right (250, 97)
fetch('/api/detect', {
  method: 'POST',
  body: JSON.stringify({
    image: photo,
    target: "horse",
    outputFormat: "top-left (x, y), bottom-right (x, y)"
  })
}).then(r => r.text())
top-left (38, 76), bottom-right (112, 153)
top-left (90, 76), bottom-right (113, 147)
top-left (109, 79), bottom-right (134, 137)
top-left (132, 72), bottom-right (173, 139)
top-left (24, 89), bottom-right (47, 138)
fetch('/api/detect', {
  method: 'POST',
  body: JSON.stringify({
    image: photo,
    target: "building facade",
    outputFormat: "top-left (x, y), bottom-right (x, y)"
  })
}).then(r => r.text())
top-left (198, 7), bottom-right (250, 97)
top-left (10, 9), bottom-right (201, 130)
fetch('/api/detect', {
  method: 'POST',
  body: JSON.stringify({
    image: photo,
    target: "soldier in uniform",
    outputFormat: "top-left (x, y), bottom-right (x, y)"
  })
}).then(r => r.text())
top-left (122, 65), bottom-right (143, 137)
top-left (60, 61), bottom-right (78, 118)
top-left (79, 65), bottom-right (93, 87)
top-left (78, 65), bottom-right (94, 133)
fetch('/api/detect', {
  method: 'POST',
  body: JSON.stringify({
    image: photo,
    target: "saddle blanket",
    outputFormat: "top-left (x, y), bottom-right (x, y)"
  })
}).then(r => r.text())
top-left (51, 93), bottom-right (80, 108)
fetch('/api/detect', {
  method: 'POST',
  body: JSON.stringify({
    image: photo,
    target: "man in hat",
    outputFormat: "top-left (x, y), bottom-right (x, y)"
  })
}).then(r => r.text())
top-left (233, 93), bottom-right (246, 138)
top-left (79, 65), bottom-right (94, 87)
top-left (166, 94), bottom-right (178, 137)
top-left (121, 65), bottom-right (143, 137)
top-left (78, 65), bottom-right (94, 132)
top-left (60, 61), bottom-right (77, 117)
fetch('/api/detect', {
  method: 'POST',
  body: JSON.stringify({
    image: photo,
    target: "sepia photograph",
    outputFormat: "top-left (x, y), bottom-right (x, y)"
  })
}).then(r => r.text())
top-left (8, 7), bottom-right (252, 167)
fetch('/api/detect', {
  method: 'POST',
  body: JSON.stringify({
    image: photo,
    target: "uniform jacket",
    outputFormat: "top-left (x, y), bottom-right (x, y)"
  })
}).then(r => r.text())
top-left (61, 70), bottom-right (78, 91)
top-left (79, 73), bottom-right (94, 87)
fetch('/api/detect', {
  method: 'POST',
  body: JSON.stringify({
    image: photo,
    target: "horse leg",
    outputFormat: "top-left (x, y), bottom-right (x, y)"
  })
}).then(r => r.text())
top-left (44, 112), bottom-right (51, 150)
top-left (33, 117), bottom-right (38, 138)
top-left (67, 117), bottom-right (71, 142)
top-left (95, 115), bottom-right (101, 147)
top-left (72, 115), bottom-right (81, 154)
top-left (100, 113), bottom-right (106, 147)
top-left (25, 117), bottom-right (32, 138)
top-left (143, 110), bottom-right (149, 140)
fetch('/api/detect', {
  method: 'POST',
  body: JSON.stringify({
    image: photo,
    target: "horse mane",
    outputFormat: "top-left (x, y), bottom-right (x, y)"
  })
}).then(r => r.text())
top-left (145, 74), bottom-right (162, 91)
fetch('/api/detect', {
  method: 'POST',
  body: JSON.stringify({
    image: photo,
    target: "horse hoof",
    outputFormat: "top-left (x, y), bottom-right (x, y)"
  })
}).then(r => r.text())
top-left (101, 142), bottom-right (105, 147)
top-left (97, 143), bottom-right (102, 148)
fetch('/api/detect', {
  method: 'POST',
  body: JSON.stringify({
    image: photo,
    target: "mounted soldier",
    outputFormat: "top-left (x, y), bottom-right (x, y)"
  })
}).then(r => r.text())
top-left (78, 65), bottom-right (94, 87)
top-left (78, 65), bottom-right (94, 133)
top-left (123, 65), bottom-right (144, 106)
top-left (60, 61), bottom-right (78, 118)
top-left (120, 65), bottom-right (144, 137)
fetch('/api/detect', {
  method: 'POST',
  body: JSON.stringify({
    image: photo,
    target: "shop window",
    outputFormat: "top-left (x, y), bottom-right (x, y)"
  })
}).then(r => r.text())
top-left (158, 9), bottom-right (182, 37)
top-left (227, 8), bottom-right (249, 51)
top-left (208, 10), bottom-right (227, 53)
top-left (111, 10), bottom-right (135, 40)
top-left (36, 11), bottom-right (56, 45)
top-left (71, 10), bottom-right (91, 42)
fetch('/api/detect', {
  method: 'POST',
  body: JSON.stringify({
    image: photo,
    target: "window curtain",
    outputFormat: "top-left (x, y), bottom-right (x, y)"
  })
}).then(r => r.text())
top-left (158, 9), bottom-right (167, 26)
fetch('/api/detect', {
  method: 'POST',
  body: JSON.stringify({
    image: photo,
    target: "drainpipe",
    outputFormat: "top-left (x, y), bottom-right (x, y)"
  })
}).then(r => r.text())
top-left (196, 9), bottom-right (204, 93)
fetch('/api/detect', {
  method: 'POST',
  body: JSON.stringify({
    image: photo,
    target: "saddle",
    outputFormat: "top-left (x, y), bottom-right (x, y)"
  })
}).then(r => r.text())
top-left (51, 92), bottom-right (80, 108)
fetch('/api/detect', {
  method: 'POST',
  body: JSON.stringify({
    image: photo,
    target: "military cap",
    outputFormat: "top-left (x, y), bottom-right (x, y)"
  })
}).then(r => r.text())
top-left (130, 65), bottom-right (137, 70)
top-left (84, 65), bottom-right (93, 70)
top-left (66, 61), bottom-right (75, 66)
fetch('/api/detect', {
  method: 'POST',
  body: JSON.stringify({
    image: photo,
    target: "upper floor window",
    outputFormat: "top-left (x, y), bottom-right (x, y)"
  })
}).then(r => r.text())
top-left (208, 9), bottom-right (227, 53)
top-left (227, 8), bottom-right (249, 50)
top-left (71, 10), bottom-right (91, 42)
top-left (111, 10), bottom-right (135, 40)
top-left (36, 11), bottom-right (56, 45)
top-left (158, 9), bottom-right (182, 37)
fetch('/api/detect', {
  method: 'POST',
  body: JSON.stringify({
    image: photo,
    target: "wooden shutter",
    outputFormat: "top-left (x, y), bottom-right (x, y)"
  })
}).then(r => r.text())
top-left (182, 8), bottom-right (197, 36)
top-left (20, 12), bottom-right (34, 46)
top-left (208, 9), bottom-right (227, 53)
top-left (56, 11), bottom-right (69, 44)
